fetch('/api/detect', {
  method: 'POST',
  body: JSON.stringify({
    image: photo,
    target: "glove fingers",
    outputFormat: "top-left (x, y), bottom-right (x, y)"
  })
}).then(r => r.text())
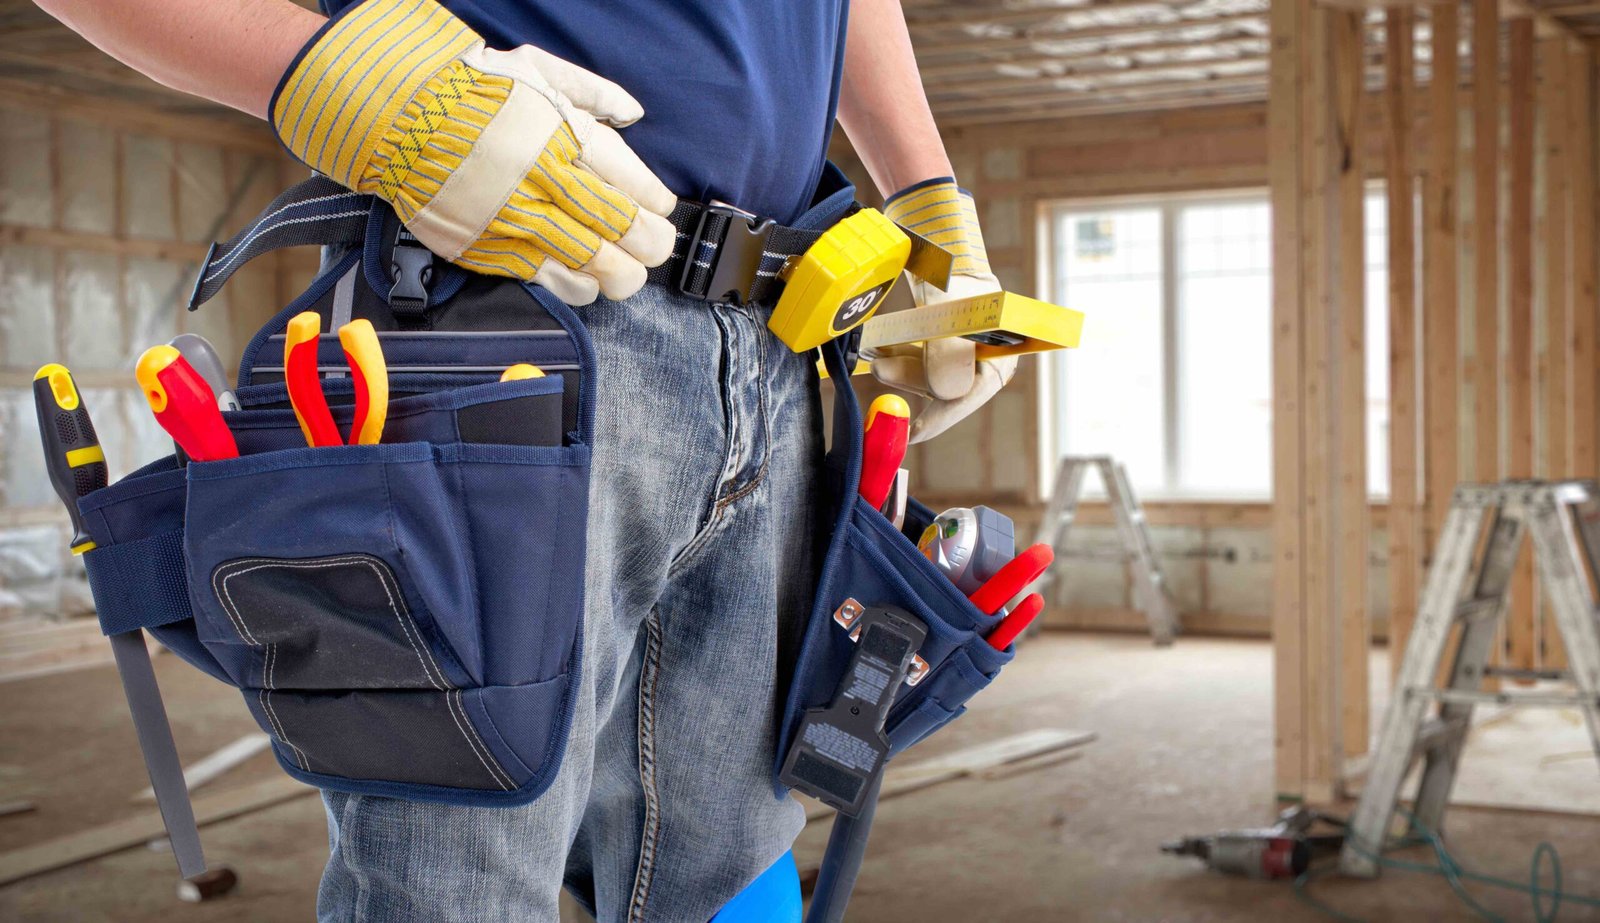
top-left (528, 148), bottom-right (639, 243)
top-left (578, 123), bottom-right (677, 217)
top-left (613, 207), bottom-right (675, 267)
top-left (579, 239), bottom-right (648, 301)
top-left (869, 353), bottom-right (936, 400)
top-left (922, 337), bottom-right (977, 400)
top-left (505, 44), bottom-right (643, 126)
top-left (908, 355), bottom-right (1018, 444)
top-left (484, 190), bottom-right (602, 270)
top-left (532, 260), bottom-right (602, 306)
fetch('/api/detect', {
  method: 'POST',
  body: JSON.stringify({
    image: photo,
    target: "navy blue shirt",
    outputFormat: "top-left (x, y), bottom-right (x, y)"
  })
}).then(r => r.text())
top-left (326, 0), bottom-right (850, 223)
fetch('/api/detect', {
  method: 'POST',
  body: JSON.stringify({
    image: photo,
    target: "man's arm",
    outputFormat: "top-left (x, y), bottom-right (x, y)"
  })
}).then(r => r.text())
top-left (835, 0), bottom-right (952, 199)
top-left (31, 0), bottom-right (322, 119)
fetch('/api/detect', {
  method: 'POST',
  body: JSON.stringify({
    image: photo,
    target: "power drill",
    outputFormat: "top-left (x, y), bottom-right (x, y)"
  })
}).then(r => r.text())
top-left (1161, 806), bottom-right (1317, 880)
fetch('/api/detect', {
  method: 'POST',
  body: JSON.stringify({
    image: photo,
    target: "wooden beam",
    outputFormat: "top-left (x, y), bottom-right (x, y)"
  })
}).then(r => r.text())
top-left (907, 0), bottom-right (1211, 29)
top-left (914, 10), bottom-right (1266, 58)
top-left (918, 34), bottom-right (1269, 80)
top-left (1270, 0), bottom-right (1310, 801)
top-left (1270, 0), bottom-right (1366, 802)
top-left (1386, 8), bottom-right (1422, 682)
top-left (1566, 41), bottom-right (1596, 477)
top-left (930, 71), bottom-right (1274, 114)
top-left (924, 55), bottom-right (1270, 98)
top-left (1424, 1), bottom-right (1461, 568)
top-left (1471, 0), bottom-right (1503, 690)
top-left (0, 80), bottom-right (278, 152)
top-left (1506, 18), bottom-right (1538, 679)
top-left (1334, 10), bottom-right (1371, 764)
top-left (1472, 0), bottom-right (1500, 489)
top-left (1539, 37), bottom-right (1571, 671)
top-left (936, 84), bottom-right (1270, 125)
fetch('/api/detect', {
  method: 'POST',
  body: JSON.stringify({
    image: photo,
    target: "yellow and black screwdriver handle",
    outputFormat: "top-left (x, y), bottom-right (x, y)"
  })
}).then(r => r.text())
top-left (32, 364), bottom-right (109, 554)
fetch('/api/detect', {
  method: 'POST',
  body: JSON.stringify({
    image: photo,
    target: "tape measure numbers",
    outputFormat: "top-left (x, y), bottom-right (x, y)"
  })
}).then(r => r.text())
top-left (769, 209), bottom-right (911, 353)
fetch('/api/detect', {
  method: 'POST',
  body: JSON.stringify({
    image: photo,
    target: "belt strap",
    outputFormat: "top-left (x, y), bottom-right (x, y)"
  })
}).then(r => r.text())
top-left (188, 176), bottom-right (374, 311)
top-left (648, 200), bottom-right (834, 308)
top-left (189, 178), bottom-right (838, 311)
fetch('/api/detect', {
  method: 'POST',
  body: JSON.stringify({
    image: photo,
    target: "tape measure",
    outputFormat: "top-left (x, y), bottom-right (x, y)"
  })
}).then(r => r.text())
top-left (820, 290), bottom-right (1086, 378)
top-left (768, 208), bottom-right (912, 353)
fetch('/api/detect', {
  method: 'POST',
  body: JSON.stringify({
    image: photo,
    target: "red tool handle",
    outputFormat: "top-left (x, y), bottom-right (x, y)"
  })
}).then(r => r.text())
top-left (968, 543), bottom-right (1054, 615)
top-left (135, 346), bottom-right (239, 462)
top-left (285, 311), bottom-right (342, 448)
top-left (860, 394), bottom-right (910, 510)
top-left (986, 593), bottom-right (1042, 650)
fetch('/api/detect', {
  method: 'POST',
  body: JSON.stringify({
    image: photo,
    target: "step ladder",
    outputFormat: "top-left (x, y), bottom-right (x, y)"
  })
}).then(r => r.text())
top-left (1340, 480), bottom-right (1600, 877)
top-left (1031, 456), bottom-right (1180, 645)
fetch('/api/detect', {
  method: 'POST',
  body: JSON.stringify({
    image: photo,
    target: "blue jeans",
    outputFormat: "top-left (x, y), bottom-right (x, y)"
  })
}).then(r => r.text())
top-left (317, 283), bottom-right (821, 922)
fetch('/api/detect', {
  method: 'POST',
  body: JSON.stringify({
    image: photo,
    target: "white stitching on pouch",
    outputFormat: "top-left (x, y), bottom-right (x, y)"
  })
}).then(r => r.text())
top-left (213, 555), bottom-right (513, 789)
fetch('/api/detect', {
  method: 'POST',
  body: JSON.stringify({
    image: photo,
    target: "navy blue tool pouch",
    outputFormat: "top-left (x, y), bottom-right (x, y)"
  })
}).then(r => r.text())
top-left (773, 337), bottom-right (1016, 794)
top-left (76, 192), bottom-right (597, 806)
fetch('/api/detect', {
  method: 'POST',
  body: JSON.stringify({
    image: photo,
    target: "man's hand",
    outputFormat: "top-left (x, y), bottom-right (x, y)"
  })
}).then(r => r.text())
top-left (272, 0), bottom-right (676, 305)
top-left (871, 179), bottom-right (1013, 444)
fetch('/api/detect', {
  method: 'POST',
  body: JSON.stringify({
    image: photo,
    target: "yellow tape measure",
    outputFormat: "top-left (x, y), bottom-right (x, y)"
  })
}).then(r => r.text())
top-left (768, 209), bottom-right (911, 353)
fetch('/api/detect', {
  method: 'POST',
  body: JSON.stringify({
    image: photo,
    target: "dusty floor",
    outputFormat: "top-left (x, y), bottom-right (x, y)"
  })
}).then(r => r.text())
top-left (1, 633), bottom-right (1597, 922)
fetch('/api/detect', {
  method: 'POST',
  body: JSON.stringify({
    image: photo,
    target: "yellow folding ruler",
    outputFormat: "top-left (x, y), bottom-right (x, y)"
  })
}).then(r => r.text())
top-left (823, 290), bottom-right (1084, 377)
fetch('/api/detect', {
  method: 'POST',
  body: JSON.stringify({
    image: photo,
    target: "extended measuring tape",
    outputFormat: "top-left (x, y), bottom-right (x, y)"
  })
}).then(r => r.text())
top-left (820, 290), bottom-right (1085, 378)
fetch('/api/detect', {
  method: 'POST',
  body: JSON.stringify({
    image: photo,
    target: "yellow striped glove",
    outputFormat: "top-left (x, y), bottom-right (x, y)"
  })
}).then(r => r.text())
top-left (271, 0), bottom-right (676, 306)
top-left (872, 178), bottom-right (1014, 444)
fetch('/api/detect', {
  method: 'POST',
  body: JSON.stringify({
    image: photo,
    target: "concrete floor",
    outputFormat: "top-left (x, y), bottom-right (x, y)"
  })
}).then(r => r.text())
top-left (1, 633), bottom-right (1597, 922)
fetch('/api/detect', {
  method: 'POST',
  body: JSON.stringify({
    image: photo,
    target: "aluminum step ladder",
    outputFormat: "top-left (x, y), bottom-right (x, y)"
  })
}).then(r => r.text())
top-left (1031, 455), bottom-right (1180, 645)
top-left (1340, 480), bottom-right (1600, 877)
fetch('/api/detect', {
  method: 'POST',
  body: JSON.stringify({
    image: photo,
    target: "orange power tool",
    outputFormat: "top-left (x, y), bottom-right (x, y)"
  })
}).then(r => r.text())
top-left (136, 346), bottom-right (239, 462)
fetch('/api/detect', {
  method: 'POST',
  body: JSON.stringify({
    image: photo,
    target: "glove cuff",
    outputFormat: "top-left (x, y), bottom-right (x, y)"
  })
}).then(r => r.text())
top-left (883, 178), bottom-right (990, 279)
top-left (272, 0), bottom-right (478, 186)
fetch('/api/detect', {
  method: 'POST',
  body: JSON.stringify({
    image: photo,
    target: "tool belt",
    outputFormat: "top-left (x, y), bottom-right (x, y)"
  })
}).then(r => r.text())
top-left (74, 166), bottom-right (1012, 808)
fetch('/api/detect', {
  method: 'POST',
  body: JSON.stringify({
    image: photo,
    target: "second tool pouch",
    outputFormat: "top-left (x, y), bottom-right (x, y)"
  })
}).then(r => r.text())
top-left (77, 179), bottom-right (595, 806)
top-left (774, 335), bottom-right (1017, 799)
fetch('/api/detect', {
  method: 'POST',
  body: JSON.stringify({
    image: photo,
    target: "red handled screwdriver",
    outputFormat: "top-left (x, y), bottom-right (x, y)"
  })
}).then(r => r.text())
top-left (136, 346), bottom-right (239, 462)
top-left (860, 394), bottom-right (910, 510)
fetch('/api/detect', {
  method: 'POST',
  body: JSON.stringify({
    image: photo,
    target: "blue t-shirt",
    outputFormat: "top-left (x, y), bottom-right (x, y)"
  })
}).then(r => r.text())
top-left (325, 0), bottom-right (850, 223)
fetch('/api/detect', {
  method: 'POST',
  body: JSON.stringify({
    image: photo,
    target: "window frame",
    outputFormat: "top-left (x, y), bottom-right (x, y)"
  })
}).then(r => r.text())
top-left (1038, 186), bottom-right (1389, 503)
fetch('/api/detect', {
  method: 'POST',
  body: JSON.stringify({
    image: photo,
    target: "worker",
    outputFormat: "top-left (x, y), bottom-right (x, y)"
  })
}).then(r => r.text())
top-left (35, 0), bottom-right (1007, 918)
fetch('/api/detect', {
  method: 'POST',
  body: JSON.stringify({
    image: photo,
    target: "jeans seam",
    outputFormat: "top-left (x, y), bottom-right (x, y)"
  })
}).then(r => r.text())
top-left (339, 794), bottom-right (371, 921)
top-left (627, 609), bottom-right (665, 923)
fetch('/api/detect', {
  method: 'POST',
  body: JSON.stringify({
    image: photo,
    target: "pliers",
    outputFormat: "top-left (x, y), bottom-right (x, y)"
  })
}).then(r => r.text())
top-left (285, 311), bottom-right (389, 447)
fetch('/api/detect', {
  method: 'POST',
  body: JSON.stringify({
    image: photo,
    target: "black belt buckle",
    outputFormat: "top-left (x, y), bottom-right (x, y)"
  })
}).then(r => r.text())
top-left (681, 200), bottom-right (775, 305)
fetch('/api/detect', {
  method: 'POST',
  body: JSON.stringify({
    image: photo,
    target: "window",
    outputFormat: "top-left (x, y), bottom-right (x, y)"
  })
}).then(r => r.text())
top-left (1048, 190), bottom-right (1389, 500)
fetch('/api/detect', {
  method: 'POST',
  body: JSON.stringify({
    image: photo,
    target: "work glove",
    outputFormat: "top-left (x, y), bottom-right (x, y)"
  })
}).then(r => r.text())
top-left (271, 0), bottom-right (676, 306)
top-left (872, 178), bottom-right (1012, 444)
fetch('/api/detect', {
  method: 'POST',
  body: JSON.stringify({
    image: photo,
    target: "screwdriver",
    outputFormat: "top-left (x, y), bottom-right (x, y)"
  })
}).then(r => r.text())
top-left (338, 319), bottom-right (388, 445)
top-left (136, 346), bottom-right (240, 462)
top-left (169, 334), bottom-right (239, 411)
top-left (32, 364), bottom-right (108, 553)
top-left (860, 394), bottom-right (910, 510)
top-left (501, 363), bottom-right (546, 381)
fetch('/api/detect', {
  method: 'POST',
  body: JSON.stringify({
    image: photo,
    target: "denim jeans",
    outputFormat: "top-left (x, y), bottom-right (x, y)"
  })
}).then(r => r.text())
top-left (317, 282), bottom-right (822, 922)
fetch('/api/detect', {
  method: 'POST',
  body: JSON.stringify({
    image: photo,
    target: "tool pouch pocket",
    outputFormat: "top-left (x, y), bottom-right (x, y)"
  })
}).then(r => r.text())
top-left (774, 339), bottom-right (1016, 793)
top-left (76, 195), bottom-right (597, 806)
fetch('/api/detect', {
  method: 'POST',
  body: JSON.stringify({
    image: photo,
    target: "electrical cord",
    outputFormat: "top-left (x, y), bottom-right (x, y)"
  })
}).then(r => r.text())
top-left (1293, 808), bottom-right (1600, 923)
